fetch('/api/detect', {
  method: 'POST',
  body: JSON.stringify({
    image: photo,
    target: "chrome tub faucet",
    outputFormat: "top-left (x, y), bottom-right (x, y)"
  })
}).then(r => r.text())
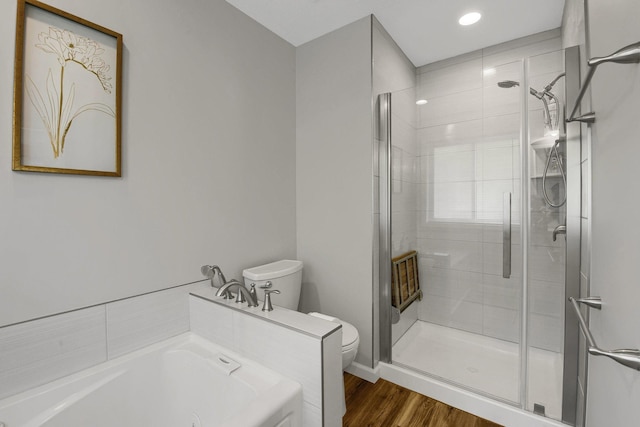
top-left (216, 280), bottom-right (259, 307)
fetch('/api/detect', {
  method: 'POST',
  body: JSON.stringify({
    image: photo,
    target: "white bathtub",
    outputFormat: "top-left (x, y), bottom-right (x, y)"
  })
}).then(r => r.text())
top-left (0, 333), bottom-right (302, 427)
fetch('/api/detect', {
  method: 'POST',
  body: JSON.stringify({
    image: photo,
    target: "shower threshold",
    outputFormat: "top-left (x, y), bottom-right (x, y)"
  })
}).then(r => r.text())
top-left (392, 320), bottom-right (562, 420)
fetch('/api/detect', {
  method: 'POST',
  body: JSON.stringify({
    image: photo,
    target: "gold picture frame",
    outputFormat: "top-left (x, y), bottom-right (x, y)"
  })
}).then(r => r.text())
top-left (13, 0), bottom-right (122, 176)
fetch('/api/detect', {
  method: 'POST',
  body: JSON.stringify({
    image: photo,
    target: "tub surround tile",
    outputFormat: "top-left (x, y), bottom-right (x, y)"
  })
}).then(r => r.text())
top-left (303, 402), bottom-right (323, 427)
top-left (106, 284), bottom-right (205, 359)
top-left (189, 292), bottom-right (342, 427)
top-left (191, 289), bottom-right (340, 338)
top-left (0, 282), bottom-right (214, 401)
top-left (189, 293), bottom-right (236, 349)
top-left (233, 310), bottom-right (324, 407)
top-left (0, 306), bottom-right (107, 400)
top-left (322, 328), bottom-right (344, 425)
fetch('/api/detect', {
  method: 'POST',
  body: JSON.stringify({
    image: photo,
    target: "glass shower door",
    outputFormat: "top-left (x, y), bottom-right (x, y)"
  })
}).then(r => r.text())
top-left (525, 49), bottom-right (568, 422)
top-left (390, 59), bottom-right (525, 404)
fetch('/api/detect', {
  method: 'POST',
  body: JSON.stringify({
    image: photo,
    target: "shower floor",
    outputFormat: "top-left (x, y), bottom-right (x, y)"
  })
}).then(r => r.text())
top-left (392, 320), bottom-right (563, 420)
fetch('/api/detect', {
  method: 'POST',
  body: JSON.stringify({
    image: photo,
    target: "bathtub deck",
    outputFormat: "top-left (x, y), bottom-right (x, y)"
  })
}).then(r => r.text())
top-left (343, 373), bottom-right (501, 427)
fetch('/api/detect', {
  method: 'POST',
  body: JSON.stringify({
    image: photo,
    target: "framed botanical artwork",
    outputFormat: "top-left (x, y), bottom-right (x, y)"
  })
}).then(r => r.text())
top-left (13, 0), bottom-right (122, 176)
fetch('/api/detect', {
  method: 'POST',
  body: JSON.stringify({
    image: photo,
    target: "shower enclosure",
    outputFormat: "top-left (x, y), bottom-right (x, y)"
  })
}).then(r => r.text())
top-left (378, 43), bottom-right (582, 425)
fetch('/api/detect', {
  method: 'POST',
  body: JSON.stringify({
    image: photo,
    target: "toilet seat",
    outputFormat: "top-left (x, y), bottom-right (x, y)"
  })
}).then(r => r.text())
top-left (341, 321), bottom-right (359, 349)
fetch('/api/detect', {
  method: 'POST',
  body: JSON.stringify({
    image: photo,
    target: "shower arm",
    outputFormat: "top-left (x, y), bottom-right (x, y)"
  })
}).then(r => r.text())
top-left (567, 41), bottom-right (640, 123)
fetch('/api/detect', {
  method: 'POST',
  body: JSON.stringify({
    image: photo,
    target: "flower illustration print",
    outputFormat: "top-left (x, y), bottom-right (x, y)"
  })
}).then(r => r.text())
top-left (26, 26), bottom-right (114, 158)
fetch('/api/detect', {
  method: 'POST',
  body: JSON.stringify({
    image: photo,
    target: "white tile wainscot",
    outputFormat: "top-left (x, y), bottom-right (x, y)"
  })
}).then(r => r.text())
top-left (0, 306), bottom-right (107, 401)
top-left (0, 281), bottom-right (209, 401)
top-left (189, 290), bottom-right (343, 427)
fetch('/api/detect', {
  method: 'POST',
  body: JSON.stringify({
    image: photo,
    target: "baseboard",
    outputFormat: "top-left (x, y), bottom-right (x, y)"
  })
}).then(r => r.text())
top-left (345, 361), bottom-right (380, 383)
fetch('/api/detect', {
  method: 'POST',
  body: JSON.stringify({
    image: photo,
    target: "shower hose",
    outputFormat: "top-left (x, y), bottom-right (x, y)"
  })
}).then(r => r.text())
top-left (542, 139), bottom-right (567, 208)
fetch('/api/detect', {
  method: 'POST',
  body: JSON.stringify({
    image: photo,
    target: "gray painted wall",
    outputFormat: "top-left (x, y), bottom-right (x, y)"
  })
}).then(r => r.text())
top-left (585, 0), bottom-right (640, 425)
top-left (0, 0), bottom-right (297, 327)
top-left (296, 16), bottom-right (375, 367)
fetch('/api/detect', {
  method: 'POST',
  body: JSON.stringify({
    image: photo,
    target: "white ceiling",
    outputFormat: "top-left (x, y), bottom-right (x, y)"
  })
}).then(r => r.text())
top-left (226, 0), bottom-right (566, 66)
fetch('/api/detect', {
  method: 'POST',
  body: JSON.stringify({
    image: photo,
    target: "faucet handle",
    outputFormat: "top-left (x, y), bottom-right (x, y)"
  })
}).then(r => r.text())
top-left (262, 289), bottom-right (280, 312)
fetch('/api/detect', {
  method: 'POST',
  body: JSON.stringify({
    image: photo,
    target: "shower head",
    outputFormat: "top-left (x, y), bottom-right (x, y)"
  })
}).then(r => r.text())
top-left (588, 41), bottom-right (640, 67)
top-left (497, 80), bottom-right (520, 88)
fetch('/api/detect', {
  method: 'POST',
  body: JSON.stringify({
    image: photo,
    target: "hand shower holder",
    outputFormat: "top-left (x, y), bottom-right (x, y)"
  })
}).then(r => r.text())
top-left (567, 41), bottom-right (640, 124)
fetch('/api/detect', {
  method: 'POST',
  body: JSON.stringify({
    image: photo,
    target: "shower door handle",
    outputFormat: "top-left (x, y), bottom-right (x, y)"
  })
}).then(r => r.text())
top-left (503, 192), bottom-right (511, 279)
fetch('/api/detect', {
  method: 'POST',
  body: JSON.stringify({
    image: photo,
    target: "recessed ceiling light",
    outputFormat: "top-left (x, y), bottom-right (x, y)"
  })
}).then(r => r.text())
top-left (416, 99), bottom-right (428, 105)
top-left (459, 12), bottom-right (481, 26)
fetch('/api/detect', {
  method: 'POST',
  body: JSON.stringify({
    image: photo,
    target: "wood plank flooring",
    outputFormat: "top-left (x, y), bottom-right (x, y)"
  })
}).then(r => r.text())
top-left (343, 373), bottom-right (503, 427)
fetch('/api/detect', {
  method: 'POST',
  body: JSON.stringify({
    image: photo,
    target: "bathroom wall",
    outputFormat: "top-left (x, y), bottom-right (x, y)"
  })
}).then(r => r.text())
top-left (296, 16), bottom-right (418, 369)
top-left (296, 17), bottom-right (374, 367)
top-left (585, 0), bottom-right (640, 425)
top-left (0, 0), bottom-right (297, 327)
top-left (414, 30), bottom-right (563, 346)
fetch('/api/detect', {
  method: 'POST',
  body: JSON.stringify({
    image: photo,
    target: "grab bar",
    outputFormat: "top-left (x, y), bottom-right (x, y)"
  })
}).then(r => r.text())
top-left (502, 192), bottom-right (511, 279)
top-left (567, 41), bottom-right (640, 123)
top-left (569, 296), bottom-right (640, 371)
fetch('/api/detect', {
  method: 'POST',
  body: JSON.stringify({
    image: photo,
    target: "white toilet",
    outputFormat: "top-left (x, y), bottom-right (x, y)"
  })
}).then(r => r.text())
top-left (242, 259), bottom-right (360, 370)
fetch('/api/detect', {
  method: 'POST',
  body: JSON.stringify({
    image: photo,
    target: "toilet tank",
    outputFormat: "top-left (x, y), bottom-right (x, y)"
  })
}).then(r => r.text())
top-left (242, 260), bottom-right (303, 310)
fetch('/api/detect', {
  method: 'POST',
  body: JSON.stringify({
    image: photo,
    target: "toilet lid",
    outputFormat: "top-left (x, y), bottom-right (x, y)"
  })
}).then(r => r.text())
top-left (308, 312), bottom-right (359, 347)
top-left (341, 321), bottom-right (359, 347)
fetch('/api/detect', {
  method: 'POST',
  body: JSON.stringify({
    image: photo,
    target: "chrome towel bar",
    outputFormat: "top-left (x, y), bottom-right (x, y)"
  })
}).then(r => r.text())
top-left (569, 296), bottom-right (640, 371)
top-left (566, 41), bottom-right (640, 124)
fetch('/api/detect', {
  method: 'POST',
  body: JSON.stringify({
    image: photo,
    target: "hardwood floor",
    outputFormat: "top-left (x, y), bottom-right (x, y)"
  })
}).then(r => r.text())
top-left (343, 373), bottom-right (503, 427)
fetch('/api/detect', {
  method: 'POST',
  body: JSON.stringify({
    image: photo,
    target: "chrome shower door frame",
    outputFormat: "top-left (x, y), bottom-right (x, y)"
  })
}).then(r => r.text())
top-left (378, 92), bottom-right (392, 364)
top-left (562, 44), bottom-right (584, 426)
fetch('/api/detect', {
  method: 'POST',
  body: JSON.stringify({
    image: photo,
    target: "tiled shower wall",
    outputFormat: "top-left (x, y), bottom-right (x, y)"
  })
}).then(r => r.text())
top-left (389, 87), bottom-right (420, 344)
top-left (413, 29), bottom-right (566, 350)
top-left (391, 88), bottom-right (418, 259)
